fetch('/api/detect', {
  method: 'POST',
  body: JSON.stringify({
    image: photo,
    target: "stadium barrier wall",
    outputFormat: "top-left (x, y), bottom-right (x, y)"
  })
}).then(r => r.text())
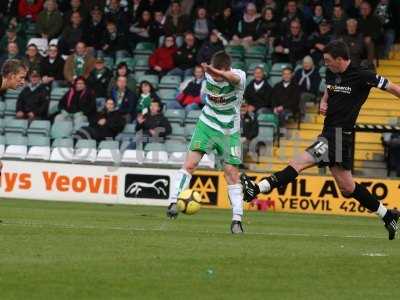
top-left (1, 160), bottom-right (399, 217)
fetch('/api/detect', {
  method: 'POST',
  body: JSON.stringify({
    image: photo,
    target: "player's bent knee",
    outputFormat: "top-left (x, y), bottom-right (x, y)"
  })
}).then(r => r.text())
top-left (224, 166), bottom-right (239, 185)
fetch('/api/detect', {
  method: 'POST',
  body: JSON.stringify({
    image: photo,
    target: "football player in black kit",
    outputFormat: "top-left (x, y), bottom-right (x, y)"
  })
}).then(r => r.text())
top-left (241, 40), bottom-right (400, 240)
top-left (0, 59), bottom-right (28, 174)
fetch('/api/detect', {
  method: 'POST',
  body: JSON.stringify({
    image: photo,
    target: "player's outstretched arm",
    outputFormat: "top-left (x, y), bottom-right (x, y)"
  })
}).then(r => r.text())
top-left (385, 82), bottom-right (400, 99)
top-left (201, 63), bottom-right (240, 85)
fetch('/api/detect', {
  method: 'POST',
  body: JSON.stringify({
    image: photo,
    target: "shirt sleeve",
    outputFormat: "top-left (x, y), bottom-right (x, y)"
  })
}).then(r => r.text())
top-left (232, 68), bottom-right (246, 91)
top-left (360, 69), bottom-right (389, 90)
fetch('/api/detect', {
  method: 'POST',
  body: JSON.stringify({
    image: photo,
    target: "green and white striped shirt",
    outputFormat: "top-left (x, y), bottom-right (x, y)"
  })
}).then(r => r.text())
top-left (199, 68), bottom-right (246, 134)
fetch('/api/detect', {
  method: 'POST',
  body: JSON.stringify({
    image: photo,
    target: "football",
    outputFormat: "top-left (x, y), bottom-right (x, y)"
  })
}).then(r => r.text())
top-left (177, 189), bottom-right (202, 215)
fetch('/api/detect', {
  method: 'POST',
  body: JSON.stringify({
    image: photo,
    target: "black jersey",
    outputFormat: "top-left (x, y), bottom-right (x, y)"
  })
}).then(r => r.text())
top-left (324, 63), bottom-right (389, 130)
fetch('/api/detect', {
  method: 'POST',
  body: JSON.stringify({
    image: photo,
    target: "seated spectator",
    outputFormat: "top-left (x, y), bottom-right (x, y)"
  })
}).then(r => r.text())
top-left (64, 41), bottom-right (96, 84)
top-left (170, 65), bottom-right (205, 112)
top-left (16, 70), bottom-right (49, 121)
top-left (386, 133), bottom-right (400, 177)
top-left (0, 27), bottom-right (25, 54)
top-left (273, 19), bottom-right (309, 66)
top-left (0, 42), bottom-right (22, 69)
top-left (105, 0), bottom-right (129, 32)
top-left (240, 103), bottom-right (259, 157)
top-left (149, 10), bottom-right (166, 46)
top-left (256, 7), bottom-right (279, 47)
top-left (196, 31), bottom-right (224, 64)
top-left (136, 99), bottom-right (172, 140)
top-left (101, 21), bottom-right (129, 60)
top-left (148, 35), bottom-right (177, 78)
top-left (0, 1), bottom-right (18, 22)
top-left (271, 67), bottom-right (301, 125)
top-left (168, 32), bottom-right (198, 79)
top-left (261, 0), bottom-right (278, 12)
top-left (338, 19), bottom-right (365, 67)
top-left (293, 56), bottom-right (321, 104)
top-left (64, 0), bottom-right (89, 24)
top-left (109, 75), bottom-right (138, 122)
top-left (280, 0), bottom-right (306, 34)
top-left (192, 7), bottom-right (214, 43)
top-left (164, 1), bottom-right (190, 46)
top-left (40, 45), bottom-right (65, 86)
top-left (129, 9), bottom-right (152, 47)
top-left (214, 6), bottom-right (237, 41)
top-left (331, 5), bottom-right (348, 36)
top-left (83, 6), bottom-right (106, 55)
top-left (375, 0), bottom-right (396, 59)
top-left (87, 56), bottom-right (113, 101)
top-left (59, 11), bottom-right (84, 55)
top-left (244, 66), bottom-right (273, 114)
top-left (36, 0), bottom-right (63, 40)
top-left (107, 62), bottom-right (136, 95)
top-left (55, 76), bottom-right (96, 123)
top-left (23, 44), bottom-right (43, 73)
top-left (310, 4), bottom-right (326, 34)
top-left (127, 0), bottom-right (146, 24)
top-left (231, 3), bottom-right (260, 49)
top-left (136, 80), bottom-right (160, 115)
top-left (358, 1), bottom-right (382, 65)
top-left (76, 98), bottom-right (126, 142)
top-left (308, 19), bottom-right (333, 66)
top-left (18, 0), bottom-right (44, 22)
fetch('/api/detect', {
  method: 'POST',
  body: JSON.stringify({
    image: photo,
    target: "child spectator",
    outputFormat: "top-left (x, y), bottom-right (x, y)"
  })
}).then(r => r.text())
top-left (136, 80), bottom-right (160, 115)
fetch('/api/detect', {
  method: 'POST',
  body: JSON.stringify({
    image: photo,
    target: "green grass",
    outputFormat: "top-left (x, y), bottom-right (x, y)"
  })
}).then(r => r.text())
top-left (1, 199), bottom-right (399, 300)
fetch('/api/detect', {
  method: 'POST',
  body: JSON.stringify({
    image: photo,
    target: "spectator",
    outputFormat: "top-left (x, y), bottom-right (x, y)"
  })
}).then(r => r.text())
top-left (273, 20), bottom-right (309, 66)
top-left (55, 76), bottom-right (96, 123)
top-left (127, 0), bottom-right (147, 24)
top-left (40, 44), bottom-right (65, 86)
top-left (84, 6), bottom-right (106, 55)
top-left (0, 42), bottom-right (21, 69)
top-left (16, 70), bottom-right (49, 121)
top-left (375, 0), bottom-right (396, 58)
top-left (0, 27), bottom-right (25, 54)
top-left (76, 98), bottom-right (126, 142)
top-left (196, 31), bottom-right (224, 64)
top-left (23, 44), bottom-right (42, 73)
top-left (310, 4), bottom-right (325, 33)
top-left (148, 35), bottom-right (177, 78)
top-left (271, 67), bottom-right (301, 125)
top-left (0, 1), bottom-right (18, 22)
top-left (149, 10), bottom-right (166, 45)
top-left (109, 75), bottom-right (138, 122)
top-left (240, 103), bottom-right (259, 156)
top-left (164, 1), bottom-right (190, 46)
top-left (107, 62), bottom-right (136, 95)
top-left (101, 21), bottom-right (129, 59)
top-left (64, 42), bottom-right (96, 84)
top-left (64, 0), bottom-right (88, 23)
top-left (170, 65), bottom-right (205, 112)
top-left (129, 10), bottom-right (152, 46)
top-left (244, 66), bottom-right (273, 113)
top-left (168, 32), bottom-right (198, 79)
top-left (18, 0), bottom-right (44, 22)
top-left (358, 1), bottom-right (382, 64)
top-left (256, 7), bottom-right (279, 47)
top-left (309, 19), bottom-right (333, 66)
top-left (261, 0), bottom-right (278, 12)
top-left (36, 0), bottom-right (63, 40)
top-left (293, 55), bottom-right (321, 104)
top-left (331, 5), bottom-right (348, 36)
top-left (192, 7), bottom-right (214, 43)
top-left (136, 100), bottom-right (172, 139)
top-left (214, 6), bottom-right (237, 41)
top-left (59, 11), bottom-right (84, 55)
top-left (136, 80), bottom-right (160, 115)
top-left (105, 0), bottom-right (129, 32)
top-left (339, 18), bottom-right (365, 67)
top-left (87, 57), bottom-right (113, 99)
top-left (280, 0), bottom-right (306, 34)
top-left (231, 3), bottom-right (260, 49)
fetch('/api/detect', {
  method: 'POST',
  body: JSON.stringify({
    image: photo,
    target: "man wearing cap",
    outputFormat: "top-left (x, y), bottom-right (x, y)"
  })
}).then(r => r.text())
top-left (16, 69), bottom-right (50, 121)
top-left (309, 19), bottom-right (333, 65)
top-left (87, 56), bottom-right (112, 100)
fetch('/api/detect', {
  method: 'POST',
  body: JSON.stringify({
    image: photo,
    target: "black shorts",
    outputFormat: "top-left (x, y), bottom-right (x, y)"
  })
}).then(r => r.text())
top-left (305, 128), bottom-right (354, 170)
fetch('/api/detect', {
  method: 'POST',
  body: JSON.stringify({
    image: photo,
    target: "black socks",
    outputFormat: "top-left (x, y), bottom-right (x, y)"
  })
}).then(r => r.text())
top-left (268, 166), bottom-right (299, 189)
top-left (350, 183), bottom-right (380, 212)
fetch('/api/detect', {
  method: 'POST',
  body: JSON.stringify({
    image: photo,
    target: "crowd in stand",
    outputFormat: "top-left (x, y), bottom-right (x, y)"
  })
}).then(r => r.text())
top-left (0, 0), bottom-right (399, 147)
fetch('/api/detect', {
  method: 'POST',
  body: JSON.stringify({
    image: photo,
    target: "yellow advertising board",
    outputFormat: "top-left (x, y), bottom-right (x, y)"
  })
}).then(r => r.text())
top-left (192, 170), bottom-right (400, 217)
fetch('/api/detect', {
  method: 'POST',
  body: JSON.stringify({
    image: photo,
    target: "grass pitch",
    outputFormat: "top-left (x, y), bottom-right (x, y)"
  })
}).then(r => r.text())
top-left (1, 199), bottom-right (399, 300)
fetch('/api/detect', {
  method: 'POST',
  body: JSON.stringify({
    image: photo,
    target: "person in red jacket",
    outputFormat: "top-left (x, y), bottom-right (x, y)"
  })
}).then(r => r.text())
top-left (148, 35), bottom-right (177, 78)
top-left (18, 0), bottom-right (44, 22)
